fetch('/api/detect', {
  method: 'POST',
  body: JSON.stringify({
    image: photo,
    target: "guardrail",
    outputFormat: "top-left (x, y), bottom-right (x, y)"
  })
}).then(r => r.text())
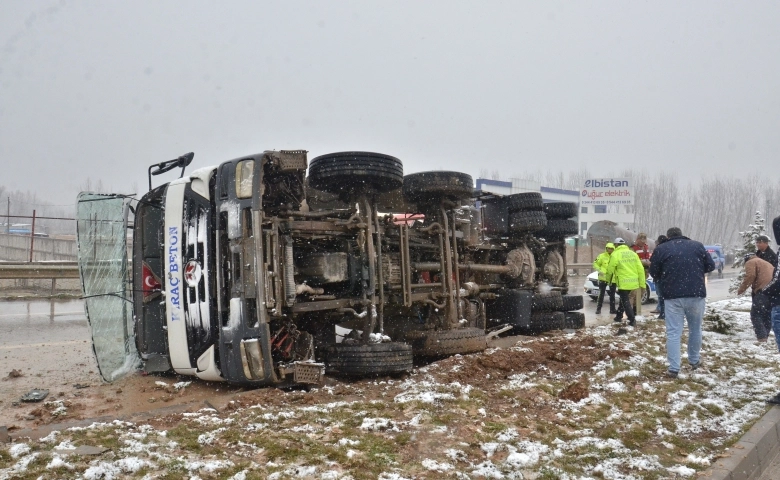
top-left (0, 262), bottom-right (79, 295)
top-left (568, 263), bottom-right (593, 274)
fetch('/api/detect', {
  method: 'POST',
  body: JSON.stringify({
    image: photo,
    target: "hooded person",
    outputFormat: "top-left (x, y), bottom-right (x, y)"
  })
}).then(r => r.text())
top-left (606, 237), bottom-right (646, 326)
top-left (592, 242), bottom-right (617, 315)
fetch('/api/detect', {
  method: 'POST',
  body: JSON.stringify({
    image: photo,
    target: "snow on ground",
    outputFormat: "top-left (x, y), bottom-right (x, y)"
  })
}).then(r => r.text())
top-left (2, 297), bottom-right (780, 479)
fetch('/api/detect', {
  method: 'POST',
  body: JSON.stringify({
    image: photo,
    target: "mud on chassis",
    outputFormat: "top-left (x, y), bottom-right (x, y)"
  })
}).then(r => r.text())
top-left (299, 152), bottom-right (578, 377)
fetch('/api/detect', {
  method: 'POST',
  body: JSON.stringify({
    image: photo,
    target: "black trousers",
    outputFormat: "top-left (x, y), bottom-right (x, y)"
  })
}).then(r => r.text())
top-left (596, 280), bottom-right (616, 312)
top-left (751, 292), bottom-right (772, 340)
top-left (615, 289), bottom-right (636, 321)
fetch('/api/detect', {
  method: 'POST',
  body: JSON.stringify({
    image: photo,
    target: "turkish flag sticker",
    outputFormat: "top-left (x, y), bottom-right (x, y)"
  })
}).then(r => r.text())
top-left (142, 261), bottom-right (162, 302)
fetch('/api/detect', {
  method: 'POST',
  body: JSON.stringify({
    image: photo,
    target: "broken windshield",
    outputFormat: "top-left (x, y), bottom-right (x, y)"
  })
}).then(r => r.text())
top-left (76, 193), bottom-right (139, 382)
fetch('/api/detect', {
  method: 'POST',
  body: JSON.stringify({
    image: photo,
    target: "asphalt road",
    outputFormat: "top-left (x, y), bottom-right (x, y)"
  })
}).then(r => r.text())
top-left (574, 268), bottom-right (739, 327)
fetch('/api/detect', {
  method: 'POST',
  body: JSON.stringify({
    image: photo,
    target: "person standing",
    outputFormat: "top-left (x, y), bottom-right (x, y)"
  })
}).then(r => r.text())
top-left (759, 217), bottom-right (780, 403)
top-left (756, 235), bottom-right (778, 268)
top-left (736, 253), bottom-right (774, 342)
top-left (650, 235), bottom-right (668, 319)
top-left (607, 237), bottom-right (646, 326)
top-left (593, 242), bottom-right (617, 315)
top-left (649, 227), bottom-right (715, 378)
top-left (630, 233), bottom-right (651, 315)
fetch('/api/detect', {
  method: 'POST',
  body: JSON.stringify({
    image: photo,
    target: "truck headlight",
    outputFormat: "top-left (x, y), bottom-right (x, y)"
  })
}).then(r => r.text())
top-left (236, 159), bottom-right (254, 199)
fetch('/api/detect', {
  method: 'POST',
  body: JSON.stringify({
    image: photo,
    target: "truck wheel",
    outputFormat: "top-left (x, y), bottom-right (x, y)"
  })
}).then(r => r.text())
top-left (561, 294), bottom-right (584, 311)
top-left (324, 342), bottom-right (413, 376)
top-left (508, 210), bottom-right (547, 233)
top-left (485, 288), bottom-right (533, 329)
top-left (404, 328), bottom-right (487, 357)
top-left (403, 171), bottom-right (473, 203)
top-left (308, 152), bottom-right (404, 195)
top-left (531, 291), bottom-right (564, 312)
top-left (564, 311), bottom-right (585, 329)
top-left (543, 202), bottom-right (578, 219)
top-left (537, 219), bottom-right (578, 240)
top-left (505, 192), bottom-right (544, 212)
top-left (518, 311), bottom-right (565, 334)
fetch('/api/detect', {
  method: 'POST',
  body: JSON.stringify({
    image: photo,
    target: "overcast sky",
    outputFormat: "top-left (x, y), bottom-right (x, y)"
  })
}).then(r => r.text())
top-left (1, 1), bottom-right (778, 206)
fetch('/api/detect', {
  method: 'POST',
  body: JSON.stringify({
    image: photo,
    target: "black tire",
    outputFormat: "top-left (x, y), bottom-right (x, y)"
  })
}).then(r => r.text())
top-left (404, 328), bottom-right (487, 357)
top-left (324, 342), bottom-right (413, 376)
top-left (537, 219), bottom-right (579, 240)
top-left (508, 210), bottom-right (547, 233)
top-left (564, 311), bottom-right (585, 329)
top-left (641, 288), bottom-right (650, 304)
top-left (543, 202), bottom-right (578, 219)
top-left (403, 171), bottom-right (474, 203)
top-left (505, 192), bottom-right (544, 212)
top-left (531, 291), bottom-right (564, 312)
top-left (308, 152), bottom-right (403, 195)
top-left (523, 311), bottom-right (565, 334)
top-left (562, 294), bottom-right (584, 311)
top-left (485, 288), bottom-right (533, 329)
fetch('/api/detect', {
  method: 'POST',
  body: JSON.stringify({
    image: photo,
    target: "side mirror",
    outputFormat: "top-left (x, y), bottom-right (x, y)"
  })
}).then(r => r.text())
top-left (147, 152), bottom-right (194, 190)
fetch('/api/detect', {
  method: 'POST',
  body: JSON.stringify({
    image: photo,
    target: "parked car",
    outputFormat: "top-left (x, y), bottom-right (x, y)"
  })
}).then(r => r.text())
top-left (706, 249), bottom-right (724, 278)
top-left (76, 150), bottom-right (585, 387)
top-left (584, 271), bottom-right (657, 304)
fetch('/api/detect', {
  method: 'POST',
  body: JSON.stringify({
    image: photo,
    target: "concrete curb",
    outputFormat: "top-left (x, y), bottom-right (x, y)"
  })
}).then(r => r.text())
top-left (702, 406), bottom-right (780, 479)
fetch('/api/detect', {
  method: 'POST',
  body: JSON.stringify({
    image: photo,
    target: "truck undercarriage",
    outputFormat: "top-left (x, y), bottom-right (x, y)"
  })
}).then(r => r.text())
top-left (76, 150), bottom-right (582, 387)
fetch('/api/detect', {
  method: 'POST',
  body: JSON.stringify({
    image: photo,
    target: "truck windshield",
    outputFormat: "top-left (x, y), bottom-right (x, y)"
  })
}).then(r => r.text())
top-left (76, 193), bottom-right (139, 381)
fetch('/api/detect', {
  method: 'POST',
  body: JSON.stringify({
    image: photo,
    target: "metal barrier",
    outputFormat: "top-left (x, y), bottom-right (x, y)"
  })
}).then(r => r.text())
top-left (0, 262), bottom-right (79, 294)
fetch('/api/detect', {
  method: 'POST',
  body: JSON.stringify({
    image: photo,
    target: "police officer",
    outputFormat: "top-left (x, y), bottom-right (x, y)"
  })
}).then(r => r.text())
top-left (593, 242), bottom-right (617, 315)
top-left (607, 237), bottom-right (646, 326)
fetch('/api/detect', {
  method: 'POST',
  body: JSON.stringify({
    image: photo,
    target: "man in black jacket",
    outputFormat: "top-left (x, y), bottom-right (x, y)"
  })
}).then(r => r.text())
top-left (649, 227), bottom-right (715, 378)
top-left (758, 218), bottom-right (780, 403)
top-left (756, 235), bottom-right (778, 268)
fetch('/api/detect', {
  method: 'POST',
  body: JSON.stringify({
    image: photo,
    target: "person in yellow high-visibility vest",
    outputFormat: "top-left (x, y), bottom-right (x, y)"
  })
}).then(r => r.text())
top-left (592, 242), bottom-right (616, 315)
top-left (606, 237), bottom-right (647, 326)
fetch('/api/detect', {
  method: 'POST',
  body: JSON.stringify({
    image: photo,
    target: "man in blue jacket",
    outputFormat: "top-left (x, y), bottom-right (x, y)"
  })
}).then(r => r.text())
top-left (757, 216), bottom-right (780, 403)
top-left (649, 227), bottom-right (715, 378)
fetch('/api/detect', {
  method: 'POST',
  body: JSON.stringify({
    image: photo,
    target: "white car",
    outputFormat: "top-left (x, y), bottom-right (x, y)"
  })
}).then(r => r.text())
top-left (583, 271), bottom-right (657, 304)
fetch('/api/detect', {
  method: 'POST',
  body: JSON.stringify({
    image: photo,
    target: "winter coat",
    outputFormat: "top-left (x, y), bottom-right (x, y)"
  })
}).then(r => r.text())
top-left (756, 246), bottom-right (778, 268)
top-left (648, 236), bottom-right (715, 299)
top-left (631, 243), bottom-right (651, 261)
top-left (736, 257), bottom-right (774, 295)
top-left (757, 216), bottom-right (780, 306)
top-left (593, 251), bottom-right (614, 282)
top-left (606, 245), bottom-right (646, 291)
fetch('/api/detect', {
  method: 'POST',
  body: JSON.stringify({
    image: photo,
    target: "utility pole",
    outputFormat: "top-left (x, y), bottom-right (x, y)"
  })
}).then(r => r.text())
top-left (5, 197), bottom-right (8, 234)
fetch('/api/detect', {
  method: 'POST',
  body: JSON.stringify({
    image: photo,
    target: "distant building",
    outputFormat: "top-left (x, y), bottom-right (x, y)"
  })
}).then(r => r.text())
top-left (475, 178), bottom-right (582, 233)
top-left (475, 177), bottom-right (635, 238)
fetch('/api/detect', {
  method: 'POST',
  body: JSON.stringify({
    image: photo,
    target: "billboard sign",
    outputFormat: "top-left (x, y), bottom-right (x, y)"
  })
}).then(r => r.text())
top-left (580, 178), bottom-right (634, 206)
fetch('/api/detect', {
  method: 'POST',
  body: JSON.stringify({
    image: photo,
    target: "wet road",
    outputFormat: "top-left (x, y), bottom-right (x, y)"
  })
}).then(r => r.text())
top-left (576, 268), bottom-right (738, 327)
top-left (0, 299), bottom-right (99, 428)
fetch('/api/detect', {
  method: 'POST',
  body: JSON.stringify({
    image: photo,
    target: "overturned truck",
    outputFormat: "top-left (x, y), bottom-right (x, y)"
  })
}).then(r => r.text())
top-left (76, 151), bottom-right (582, 388)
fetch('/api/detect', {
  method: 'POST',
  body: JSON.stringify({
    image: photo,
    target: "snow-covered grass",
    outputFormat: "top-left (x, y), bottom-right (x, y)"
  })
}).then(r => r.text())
top-left (2, 298), bottom-right (779, 479)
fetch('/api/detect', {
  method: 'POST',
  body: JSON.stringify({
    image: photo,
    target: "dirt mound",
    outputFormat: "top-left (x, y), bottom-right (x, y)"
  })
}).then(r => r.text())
top-left (432, 333), bottom-right (630, 386)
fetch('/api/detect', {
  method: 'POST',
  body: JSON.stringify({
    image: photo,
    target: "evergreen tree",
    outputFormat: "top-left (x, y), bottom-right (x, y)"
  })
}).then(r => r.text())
top-left (729, 211), bottom-right (767, 294)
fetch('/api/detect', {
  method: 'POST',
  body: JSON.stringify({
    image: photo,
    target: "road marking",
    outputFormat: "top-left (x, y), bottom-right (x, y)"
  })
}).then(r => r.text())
top-left (0, 340), bottom-right (88, 350)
